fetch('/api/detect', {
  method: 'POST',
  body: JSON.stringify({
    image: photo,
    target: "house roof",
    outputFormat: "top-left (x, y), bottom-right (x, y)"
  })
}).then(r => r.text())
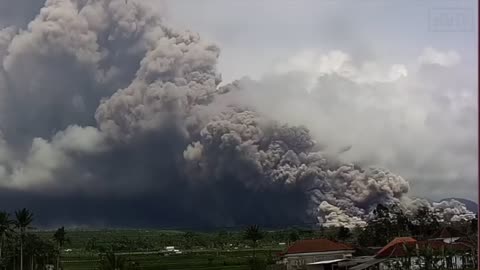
top-left (430, 227), bottom-right (464, 239)
top-left (375, 236), bottom-right (473, 258)
top-left (417, 240), bottom-right (473, 252)
top-left (375, 237), bottom-right (417, 258)
top-left (284, 239), bottom-right (354, 255)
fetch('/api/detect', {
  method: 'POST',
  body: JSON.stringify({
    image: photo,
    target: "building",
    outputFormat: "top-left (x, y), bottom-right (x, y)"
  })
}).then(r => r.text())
top-left (278, 239), bottom-right (355, 270)
top-left (163, 246), bottom-right (182, 255)
top-left (350, 235), bottom-right (476, 270)
top-left (374, 237), bottom-right (417, 258)
top-left (165, 246), bottom-right (175, 251)
top-left (429, 226), bottom-right (464, 243)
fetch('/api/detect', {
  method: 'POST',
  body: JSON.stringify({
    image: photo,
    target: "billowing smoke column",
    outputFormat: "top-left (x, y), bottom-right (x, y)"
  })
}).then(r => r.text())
top-left (0, 0), bottom-right (474, 228)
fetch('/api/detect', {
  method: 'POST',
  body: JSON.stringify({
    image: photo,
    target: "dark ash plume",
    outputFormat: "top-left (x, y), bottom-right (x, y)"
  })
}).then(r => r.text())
top-left (0, 0), bottom-right (473, 228)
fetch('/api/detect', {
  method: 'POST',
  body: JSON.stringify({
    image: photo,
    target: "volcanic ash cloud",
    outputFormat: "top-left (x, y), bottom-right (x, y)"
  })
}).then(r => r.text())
top-left (0, 0), bottom-right (474, 227)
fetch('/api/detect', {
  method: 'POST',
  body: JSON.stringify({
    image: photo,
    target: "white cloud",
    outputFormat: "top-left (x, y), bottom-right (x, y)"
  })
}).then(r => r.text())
top-left (2, 126), bottom-right (105, 189)
top-left (227, 48), bottom-right (476, 201)
top-left (273, 50), bottom-right (407, 92)
top-left (418, 47), bottom-right (461, 67)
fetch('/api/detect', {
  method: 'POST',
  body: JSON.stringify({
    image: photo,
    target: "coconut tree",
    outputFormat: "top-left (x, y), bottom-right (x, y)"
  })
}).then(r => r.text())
top-left (14, 209), bottom-right (34, 270)
top-left (0, 211), bottom-right (14, 267)
top-left (53, 227), bottom-right (68, 270)
top-left (243, 225), bottom-right (263, 260)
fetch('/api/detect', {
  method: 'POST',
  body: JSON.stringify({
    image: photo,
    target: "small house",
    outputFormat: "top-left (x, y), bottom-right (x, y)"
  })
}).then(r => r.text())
top-left (278, 239), bottom-right (355, 270)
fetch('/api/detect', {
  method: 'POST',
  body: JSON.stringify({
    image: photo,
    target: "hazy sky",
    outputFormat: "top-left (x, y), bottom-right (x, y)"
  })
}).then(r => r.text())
top-left (150, 0), bottom-right (477, 83)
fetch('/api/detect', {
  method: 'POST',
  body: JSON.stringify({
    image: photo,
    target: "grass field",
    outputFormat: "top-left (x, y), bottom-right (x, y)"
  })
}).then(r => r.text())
top-left (62, 250), bottom-right (278, 270)
top-left (34, 229), bottom-right (284, 270)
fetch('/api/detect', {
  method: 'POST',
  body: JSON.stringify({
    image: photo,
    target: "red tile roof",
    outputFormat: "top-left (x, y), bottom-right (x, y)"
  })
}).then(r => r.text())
top-left (284, 239), bottom-right (354, 255)
top-left (375, 237), bottom-right (474, 258)
top-left (417, 240), bottom-right (472, 252)
top-left (375, 237), bottom-right (417, 258)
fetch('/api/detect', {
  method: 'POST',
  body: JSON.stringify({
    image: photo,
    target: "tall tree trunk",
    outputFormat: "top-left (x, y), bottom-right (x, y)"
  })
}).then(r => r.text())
top-left (20, 238), bottom-right (23, 270)
top-left (252, 241), bottom-right (256, 261)
top-left (0, 232), bottom-right (2, 265)
top-left (30, 255), bottom-right (33, 270)
top-left (56, 242), bottom-right (60, 270)
top-left (0, 232), bottom-right (7, 270)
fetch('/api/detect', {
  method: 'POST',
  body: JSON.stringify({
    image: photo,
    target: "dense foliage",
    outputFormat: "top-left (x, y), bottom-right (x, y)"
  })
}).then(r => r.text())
top-left (0, 204), bottom-right (477, 270)
top-left (0, 209), bottom-right (57, 270)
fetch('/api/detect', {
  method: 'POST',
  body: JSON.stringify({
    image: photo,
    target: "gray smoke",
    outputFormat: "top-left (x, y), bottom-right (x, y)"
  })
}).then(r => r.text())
top-left (401, 197), bottom-right (477, 223)
top-left (182, 106), bottom-right (412, 223)
top-left (0, 0), bottom-right (474, 228)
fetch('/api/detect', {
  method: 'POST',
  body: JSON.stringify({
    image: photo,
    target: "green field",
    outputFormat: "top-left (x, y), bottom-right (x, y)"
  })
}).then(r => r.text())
top-left (61, 250), bottom-right (278, 270)
top-left (34, 229), bottom-right (286, 270)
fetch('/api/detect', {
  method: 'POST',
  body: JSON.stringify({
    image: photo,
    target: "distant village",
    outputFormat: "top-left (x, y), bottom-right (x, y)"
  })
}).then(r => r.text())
top-left (275, 227), bottom-right (476, 270)
top-left (272, 203), bottom-right (478, 270)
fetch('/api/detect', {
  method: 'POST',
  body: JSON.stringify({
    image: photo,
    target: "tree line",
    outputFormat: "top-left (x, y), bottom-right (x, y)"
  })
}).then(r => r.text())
top-left (355, 204), bottom-right (478, 247)
top-left (0, 208), bottom-right (67, 270)
top-left (0, 204), bottom-right (477, 270)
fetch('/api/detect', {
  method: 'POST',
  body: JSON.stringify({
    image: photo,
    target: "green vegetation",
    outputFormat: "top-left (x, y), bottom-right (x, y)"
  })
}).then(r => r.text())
top-left (0, 210), bottom-right (285, 270)
top-left (15, 208), bottom-right (34, 270)
top-left (0, 204), bottom-right (477, 270)
top-left (356, 204), bottom-right (478, 247)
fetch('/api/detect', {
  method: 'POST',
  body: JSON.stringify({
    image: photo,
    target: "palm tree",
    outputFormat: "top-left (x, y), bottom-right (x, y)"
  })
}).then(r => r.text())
top-left (0, 211), bottom-right (14, 268)
top-left (243, 225), bottom-right (263, 260)
top-left (53, 227), bottom-right (67, 270)
top-left (14, 209), bottom-right (33, 270)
